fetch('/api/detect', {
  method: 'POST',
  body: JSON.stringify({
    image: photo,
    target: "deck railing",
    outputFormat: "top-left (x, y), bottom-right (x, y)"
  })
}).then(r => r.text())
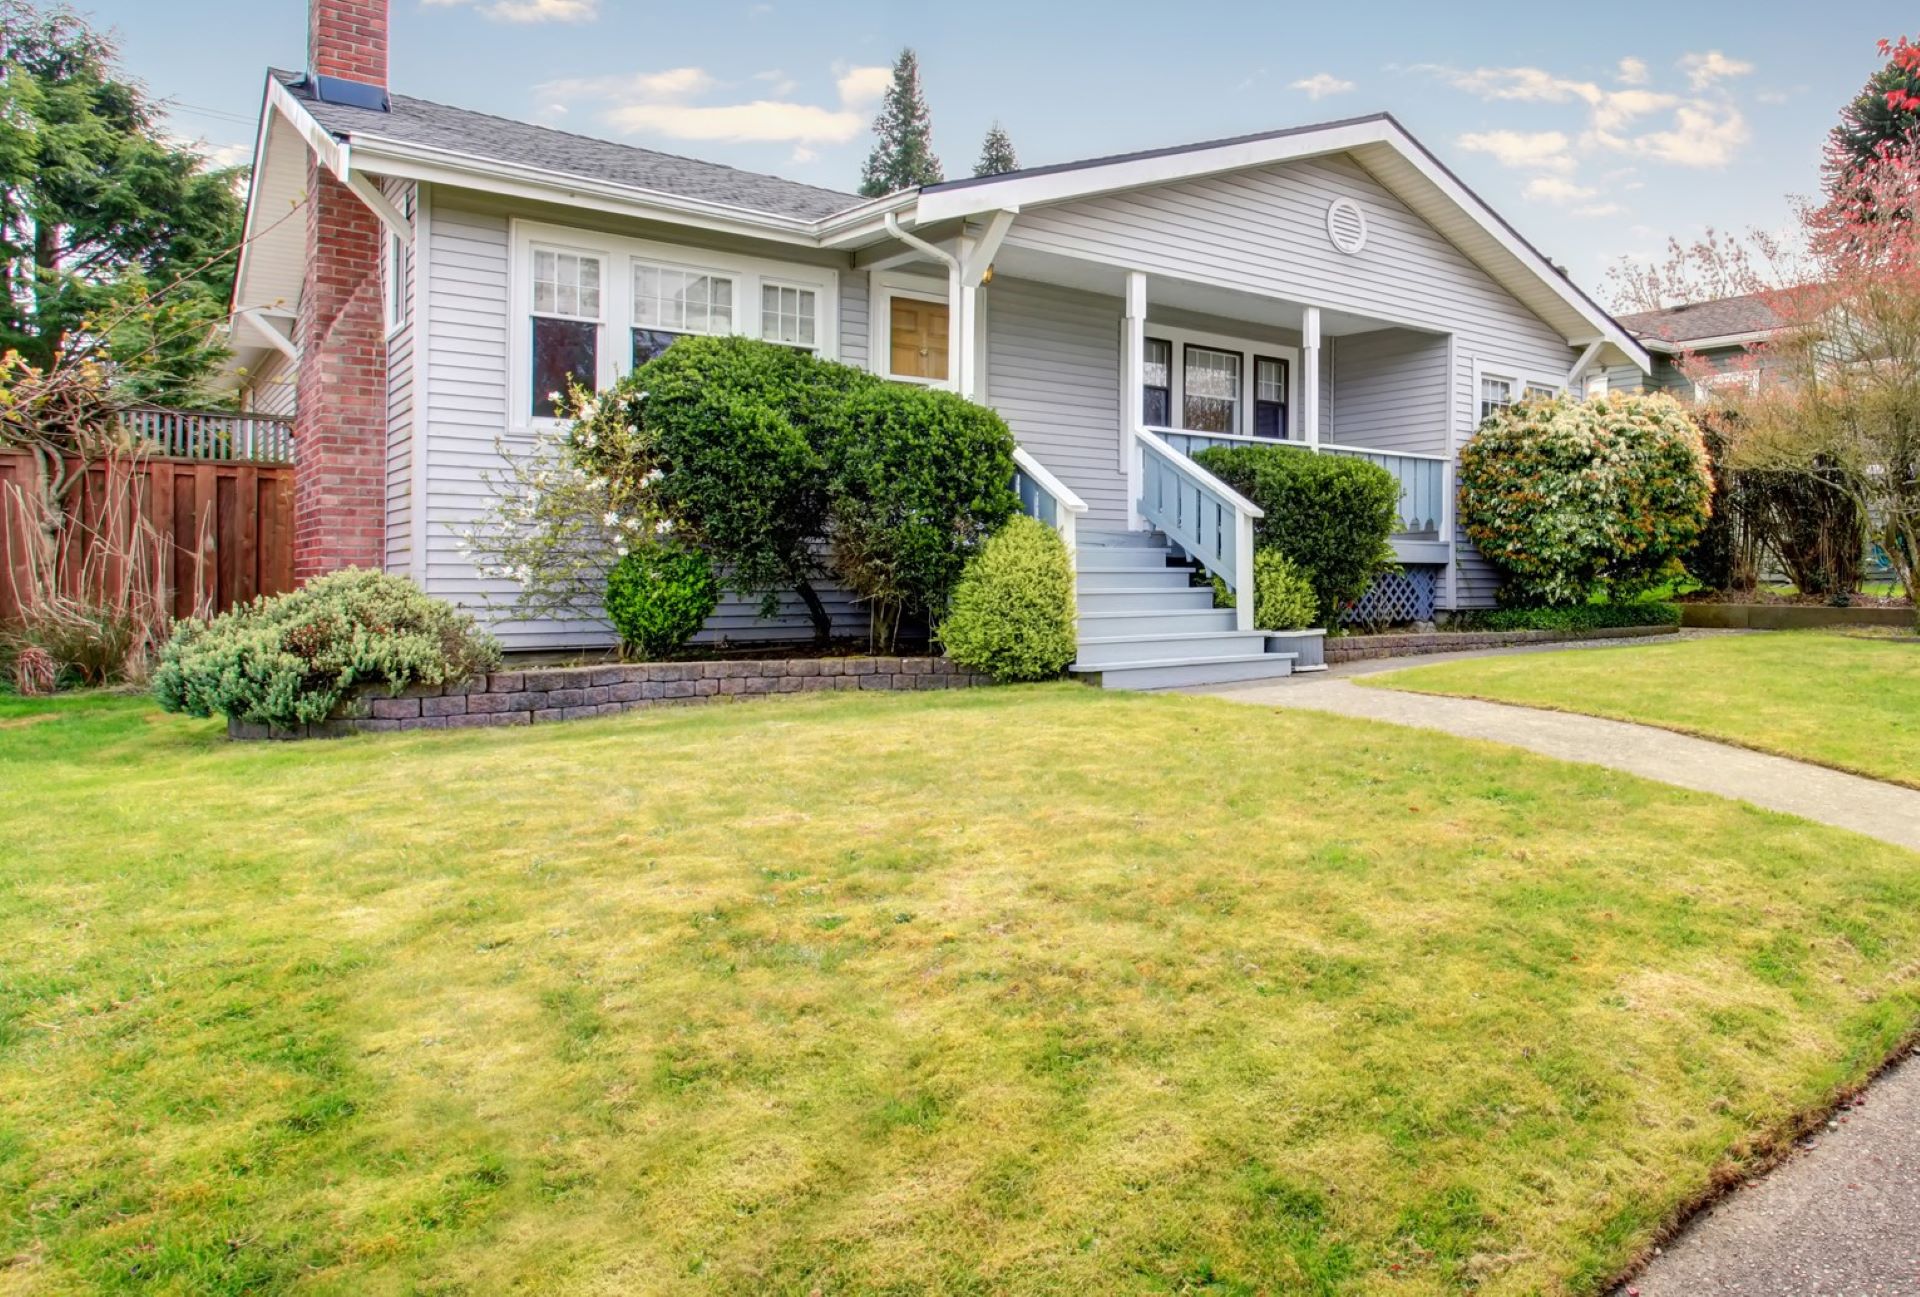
top-left (119, 407), bottom-right (296, 463)
top-left (1135, 427), bottom-right (1262, 631)
top-left (1150, 427), bottom-right (1445, 540)
top-left (1012, 445), bottom-right (1089, 555)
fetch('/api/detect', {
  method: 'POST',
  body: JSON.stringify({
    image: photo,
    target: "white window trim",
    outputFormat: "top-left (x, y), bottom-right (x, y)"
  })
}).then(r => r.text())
top-left (1141, 320), bottom-right (1300, 441)
top-left (1471, 357), bottom-right (1566, 423)
top-left (758, 276), bottom-right (824, 351)
top-left (508, 218), bottom-right (839, 433)
top-left (1692, 369), bottom-right (1760, 403)
top-left (871, 270), bottom-right (954, 389)
top-left (383, 227), bottom-right (408, 337)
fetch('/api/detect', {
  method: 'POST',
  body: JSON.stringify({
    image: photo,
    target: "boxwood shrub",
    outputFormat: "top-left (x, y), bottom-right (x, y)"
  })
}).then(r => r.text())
top-left (1191, 445), bottom-right (1399, 624)
top-left (1209, 547), bottom-right (1320, 630)
top-left (1451, 601), bottom-right (1682, 632)
top-left (939, 516), bottom-right (1077, 683)
top-left (604, 542), bottom-right (720, 659)
top-left (153, 569), bottom-right (500, 727)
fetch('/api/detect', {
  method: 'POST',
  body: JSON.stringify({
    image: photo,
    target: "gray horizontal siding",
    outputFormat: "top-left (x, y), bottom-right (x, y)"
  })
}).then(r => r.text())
top-left (1327, 329), bottom-right (1448, 456)
top-left (244, 351), bottom-right (297, 417)
top-left (385, 178), bottom-right (416, 579)
top-left (839, 270), bottom-right (869, 371)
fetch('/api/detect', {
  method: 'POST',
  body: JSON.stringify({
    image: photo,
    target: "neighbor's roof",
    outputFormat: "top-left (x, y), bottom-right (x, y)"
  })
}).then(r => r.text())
top-left (273, 69), bottom-right (861, 222)
top-left (1617, 292), bottom-right (1782, 346)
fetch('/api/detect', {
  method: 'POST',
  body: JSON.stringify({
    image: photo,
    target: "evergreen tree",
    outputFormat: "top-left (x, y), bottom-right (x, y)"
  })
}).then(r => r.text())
top-left (0, 0), bottom-right (244, 403)
top-left (972, 121), bottom-right (1018, 178)
top-left (857, 48), bottom-right (943, 197)
top-left (1824, 34), bottom-right (1920, 193)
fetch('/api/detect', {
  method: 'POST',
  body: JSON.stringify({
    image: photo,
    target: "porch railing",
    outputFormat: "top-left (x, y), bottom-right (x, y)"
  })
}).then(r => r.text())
top-left (1135, 427), bottom-right (1261, 631)
top-left (1150, 427), bottom-right (1445, 540)
top-left (119, 407), bottom-right (296, 463)
top-left (1012, 445), bottom-right (1088, 555)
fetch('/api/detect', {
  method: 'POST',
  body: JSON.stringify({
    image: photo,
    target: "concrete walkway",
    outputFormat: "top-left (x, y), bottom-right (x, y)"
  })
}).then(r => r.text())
top-left (1192, 642), bottom-right (1920, 1293)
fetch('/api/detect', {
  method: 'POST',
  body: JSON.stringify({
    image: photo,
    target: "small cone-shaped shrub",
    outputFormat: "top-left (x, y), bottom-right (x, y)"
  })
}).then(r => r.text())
top-left (939, 516), bottom-right (1076, 683)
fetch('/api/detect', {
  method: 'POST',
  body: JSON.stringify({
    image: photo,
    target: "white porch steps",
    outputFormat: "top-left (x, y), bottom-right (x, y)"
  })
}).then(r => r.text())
top-left (1068, 529), bottom-right (1300, 690)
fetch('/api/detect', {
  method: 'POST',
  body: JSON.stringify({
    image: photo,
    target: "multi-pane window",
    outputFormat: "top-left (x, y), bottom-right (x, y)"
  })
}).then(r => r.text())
top-left (1142, 337), bottom-right (1172, 426)
top-left (1525, 382), bottom-right (1558, 401)
top-left (1479, 374), bottom-right (1515, 423)
top-left (1184, 345), bottom-right (1242, 434)
top-left (531, 247), bottom-right (602, 419)
top-left (1254, 356), bottom-right (1290, 439)
top-left (632, 263), bottom-right (733, 366)
top-left (761, 284), bottom-right (818, 348)
top-left (1584, 371), bottom-right (1609, 400)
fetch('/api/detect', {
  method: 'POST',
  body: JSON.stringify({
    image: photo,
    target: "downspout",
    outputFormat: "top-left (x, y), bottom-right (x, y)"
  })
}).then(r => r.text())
top-left (883, 210), bottom-right (966, 390)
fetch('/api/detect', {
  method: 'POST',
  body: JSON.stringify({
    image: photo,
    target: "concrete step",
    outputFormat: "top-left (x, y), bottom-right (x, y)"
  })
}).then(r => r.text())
top-left (1076, 608), bottom-right (1239, 636)
top-left (1071, 652), bottom-right (1299, 691)
top-left (1075, 546), bottom-right (1180, 572)
top-left (1076, 566), bottom-right (1195, 592)
top-left (1073, 630), bottom-right (1273, 668)
top-left (1078, 528), bottom-right (1168, 549)
top-left (1076, 586), bottom-right (1217, 613)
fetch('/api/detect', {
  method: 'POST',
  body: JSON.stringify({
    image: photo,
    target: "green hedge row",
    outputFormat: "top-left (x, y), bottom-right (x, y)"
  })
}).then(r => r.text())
top-left (1449, 602), bottom-right (1682, 633)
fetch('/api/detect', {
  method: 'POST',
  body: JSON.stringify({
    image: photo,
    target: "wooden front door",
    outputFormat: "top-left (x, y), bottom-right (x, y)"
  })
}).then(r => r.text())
top-left (889, 298), bottom-right (949, 381)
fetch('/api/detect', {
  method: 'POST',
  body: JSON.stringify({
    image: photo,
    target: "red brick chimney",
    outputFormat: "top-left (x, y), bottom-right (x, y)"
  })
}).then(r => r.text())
top-left (293, 0), bottom-right (390, 580)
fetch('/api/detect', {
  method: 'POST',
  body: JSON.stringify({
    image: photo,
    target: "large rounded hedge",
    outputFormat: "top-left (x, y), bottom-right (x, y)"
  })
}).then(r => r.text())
top-left (1457, 393), bottom-right (1712, 606)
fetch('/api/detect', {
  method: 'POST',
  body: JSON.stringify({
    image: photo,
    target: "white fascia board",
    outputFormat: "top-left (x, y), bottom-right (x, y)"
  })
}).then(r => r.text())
top-left (266, 75), bottom-right (348, 179)
top-left (232, 77), bottom-right (289, 314)
top-left (1635, 328), bottom-right (1775, 355)
top-left (344, 137), bottom-right (830, 248)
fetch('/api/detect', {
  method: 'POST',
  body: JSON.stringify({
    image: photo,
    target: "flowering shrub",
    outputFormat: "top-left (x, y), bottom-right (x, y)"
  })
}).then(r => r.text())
top-left (939, 516), bottom-right (1076, 682)
top-left (603, 542), bottom-right (719, 659)
top-left (153, 570), bottom-right (500, 727)
top-left (1457, 394), bottom-right (1712, 607)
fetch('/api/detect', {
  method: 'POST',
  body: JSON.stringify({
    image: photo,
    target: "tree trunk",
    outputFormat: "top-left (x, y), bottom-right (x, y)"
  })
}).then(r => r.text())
top-left (794, 577), bottom-right (832, 646)
top-left (32, 218), bottom-right (65, 369)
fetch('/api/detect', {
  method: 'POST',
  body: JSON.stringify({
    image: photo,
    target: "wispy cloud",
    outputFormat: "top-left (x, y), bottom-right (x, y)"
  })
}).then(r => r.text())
top-left (1524, 175), bottom-right (1596, 204)
top-left (1458, 129), bottom-right (1574, 174)
top-left (1290, 73), bottom-right (1354, 101)
top-left (1679, 50), bottom-right (1754, 91)
top-left (536, 61), bottom-right (892, 146)
top-left (1616, 56), bottom-right (1649, 86)
top-left (423, 0), bottom-right (599, 22)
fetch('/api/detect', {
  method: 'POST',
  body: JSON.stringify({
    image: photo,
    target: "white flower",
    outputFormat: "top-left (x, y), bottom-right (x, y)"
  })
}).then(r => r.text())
top-left (603, 512), bottom-right (619, 527)
top-left (547, 390), bottom-right (562, 404)
top-left (655, 518), bottom-right (674, 536)
top-left (643, 468), bottom-right (664, 484)
top-left (616, 545), bottom-right (629, 557)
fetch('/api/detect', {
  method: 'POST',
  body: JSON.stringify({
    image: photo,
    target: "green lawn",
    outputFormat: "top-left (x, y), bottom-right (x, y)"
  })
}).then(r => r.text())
top-left (4, 686), bottom-right (1920, 1296)
top-left (1366, 631), bottom-right (1920, 788)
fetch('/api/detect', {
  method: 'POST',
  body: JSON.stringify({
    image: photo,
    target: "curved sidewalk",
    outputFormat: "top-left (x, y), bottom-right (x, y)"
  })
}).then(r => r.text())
top-left (1197, 673), bottom-right (1920, 853)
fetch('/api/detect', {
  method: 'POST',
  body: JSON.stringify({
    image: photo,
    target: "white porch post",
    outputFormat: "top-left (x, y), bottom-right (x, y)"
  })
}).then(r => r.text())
top-left (947, 259), bottom-right (973, 397)
top-left (1123, 270), bottom-right (1147, 530)
top-left (1301, 305), bottom-right (1322, 451)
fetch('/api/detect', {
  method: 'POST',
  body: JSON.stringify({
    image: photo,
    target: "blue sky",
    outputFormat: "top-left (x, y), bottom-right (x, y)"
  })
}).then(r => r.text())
top-left (94, 0), bottom-right (1913, 298)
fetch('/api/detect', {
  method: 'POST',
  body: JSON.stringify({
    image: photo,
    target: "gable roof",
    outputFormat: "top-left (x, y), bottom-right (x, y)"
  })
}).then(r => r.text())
top-left (274, 70), bottom-right (860, 222)
top-left (1616, 292), bottom-right (1782, 347)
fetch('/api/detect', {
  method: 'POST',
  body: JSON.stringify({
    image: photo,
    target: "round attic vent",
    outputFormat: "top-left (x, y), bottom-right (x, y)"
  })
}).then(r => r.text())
top-left (1326, 198), bottom-right (1368, 255)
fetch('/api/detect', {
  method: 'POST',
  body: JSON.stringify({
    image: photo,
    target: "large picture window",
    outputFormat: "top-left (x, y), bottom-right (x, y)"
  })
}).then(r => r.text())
top-left (1183, 345), bottom-right (1242, 434)
top-left (632, 263), bottom-right (733, 366)
top-left (530, 247), bottom-right (602, 419)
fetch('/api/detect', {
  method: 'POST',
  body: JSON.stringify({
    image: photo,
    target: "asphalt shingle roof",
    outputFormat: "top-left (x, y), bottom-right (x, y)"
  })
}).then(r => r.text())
top-left (1616, 292), bottom-right (1782, 344)
top-left (276, 70), bottom-right (864, 222)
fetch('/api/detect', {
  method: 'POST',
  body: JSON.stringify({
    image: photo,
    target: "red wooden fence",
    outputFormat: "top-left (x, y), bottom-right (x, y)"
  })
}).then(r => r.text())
top-left (0, 451), bottom-right (295, 624)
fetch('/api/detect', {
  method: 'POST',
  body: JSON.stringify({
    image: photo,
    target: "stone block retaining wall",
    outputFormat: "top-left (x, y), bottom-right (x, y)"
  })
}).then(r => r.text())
top-left (229, 656), bottom-right (986, 740)
top-left (1325, 624), bottom-right (1676, 665)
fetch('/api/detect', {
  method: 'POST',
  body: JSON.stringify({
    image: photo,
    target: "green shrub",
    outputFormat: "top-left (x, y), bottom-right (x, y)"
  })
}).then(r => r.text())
top-left (939, 516), bottom-right (1076, 683)
top-left (1458, 393), bottom-right (1712, 607)
top-left (826, 382), bottom-right (1018, 648)
top-left (1451, 601), bottom-right (1682, 632)
top-left (604, 542), bottom-right (720, 659)
top-left (1191, 446), bottom-right (1398, 624)
top-left (153, 569), bottom-right (500, 727)
top-left (1208, 547), bottom-right (1320, 630)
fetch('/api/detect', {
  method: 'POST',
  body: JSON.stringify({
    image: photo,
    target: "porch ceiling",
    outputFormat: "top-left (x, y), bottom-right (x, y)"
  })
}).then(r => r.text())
top-left (985, 244), bottom-right (1409, 337)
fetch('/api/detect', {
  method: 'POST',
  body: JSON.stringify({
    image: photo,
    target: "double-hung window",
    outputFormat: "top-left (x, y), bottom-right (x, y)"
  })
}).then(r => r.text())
top-left (761, 283), bottom-right (818, 349)
top-left (632, 262), bottom-right (734, 366)
top-left (1479, 374), bottom-right (1515, 423)
top-left (1183, 345), bottom-right (1242, 434)
top-left (530, 246), bottom-right (603, 419)
top-left (1253, 356), bottom-right (1290, 439)
top-left (1141, 337), bottom-right (1172, 426)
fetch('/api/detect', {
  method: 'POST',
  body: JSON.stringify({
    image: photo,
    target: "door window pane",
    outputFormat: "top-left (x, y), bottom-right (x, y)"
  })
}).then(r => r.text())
top-left (889, 297), bottom-right (949, 380)
top-left (762, 284), bottom-right (818, 348)
top-left (1142, 337), bottom-right (1171, 427)
top-left (533, 317), bottom-right (598, 418)
top-left (1254, 356), bottom-right (1289, 439)
top-left (633, 264), bottom-right (732, 335)
top-left (1183, 345), bottom-right (1242, 434)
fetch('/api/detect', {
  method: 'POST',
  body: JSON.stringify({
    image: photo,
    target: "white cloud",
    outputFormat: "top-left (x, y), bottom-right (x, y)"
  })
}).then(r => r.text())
top-left (1616, 56), bottom-right (1649, 86)
top-left (423, 0), bottom-right (598, 22)
top-left (537, 61), bottom-right (893, 146)
top-left (754, 69), bottom-right (800, 97)
top-left (1457, 129), bottom-right (1574, 173)
top-left (1571, 202), bottom-right (1627, 218)
top-left (1290, 73), bottom-right (1355, 101)
top-left (1623, 102), bottom-right (1749, 167)
top-left (1524, 175), bottom-right (1596, 204)
top-left (166, 133), bottom-right (252, 168)
top-left (791, 145), bottom-right (817, 163)
top-left (1679, 50), bottom-right (1754, 91)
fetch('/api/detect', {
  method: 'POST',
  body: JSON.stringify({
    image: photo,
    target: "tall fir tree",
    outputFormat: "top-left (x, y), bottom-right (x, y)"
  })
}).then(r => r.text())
top-left (972, 122), bottom-right (1018, 178)
top-left (857, 48), bottom-right (943, 197)
top-left (1825, 34), bottom-right (1920, 193)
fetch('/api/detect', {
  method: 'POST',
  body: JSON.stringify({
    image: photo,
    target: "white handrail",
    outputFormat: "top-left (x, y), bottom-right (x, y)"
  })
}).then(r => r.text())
top-left (1133, 427), bottom-right (1261, 632)
top-left (1134, 427), bottom-right (1264, 519)
top-left (1320, 440), bottom-right (1451, 463)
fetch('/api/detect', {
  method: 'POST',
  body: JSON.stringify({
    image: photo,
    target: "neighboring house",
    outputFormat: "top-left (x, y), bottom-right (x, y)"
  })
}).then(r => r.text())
top-left (1608, 292), bottom-right (1783, 400)
top-left (231, 0), bottom-right (1649, 685)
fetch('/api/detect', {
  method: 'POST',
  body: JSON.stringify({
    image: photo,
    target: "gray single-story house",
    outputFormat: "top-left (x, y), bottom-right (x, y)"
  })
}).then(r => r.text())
top-left (231, 0), bottom-right (1650, 687)
top-left (1608, 291), bottom-right (1782, 399)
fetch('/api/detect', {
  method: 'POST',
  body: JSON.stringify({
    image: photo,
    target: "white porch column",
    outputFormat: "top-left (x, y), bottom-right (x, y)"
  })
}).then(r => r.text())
top-left (1301, 305), bottom-right (1322, 451)
top-left (947, 259), bottom-right (973, 397)
top-left (1123, 270), bottom-right (1147, 529)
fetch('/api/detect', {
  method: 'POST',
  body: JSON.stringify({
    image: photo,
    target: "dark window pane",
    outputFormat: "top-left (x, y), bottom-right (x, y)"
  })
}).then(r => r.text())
top-left (532, 317), bottom-right (597, 418)
top-left (1254, 401), bottom-right (1287, 438)
top-left (1254, 356), bottom-right (1288, 439)
top-left (632, 328), bottom-right (685, 367)
top-left (1143, 386), bottom-right (1171, 427)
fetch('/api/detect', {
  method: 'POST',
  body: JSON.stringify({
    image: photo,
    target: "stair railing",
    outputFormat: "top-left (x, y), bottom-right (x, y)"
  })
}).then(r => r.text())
top-left (1134, 427), bottom-right (1262, 632)
top-left (1012, 445), bottom-right (1089, 558)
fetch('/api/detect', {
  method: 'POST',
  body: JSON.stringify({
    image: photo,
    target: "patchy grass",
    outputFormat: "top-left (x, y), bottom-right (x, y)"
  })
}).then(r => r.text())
top-left (1366, 631), bottom-right (1920, 788)
top-left (3, 685), bottom-right (1919, 1295)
